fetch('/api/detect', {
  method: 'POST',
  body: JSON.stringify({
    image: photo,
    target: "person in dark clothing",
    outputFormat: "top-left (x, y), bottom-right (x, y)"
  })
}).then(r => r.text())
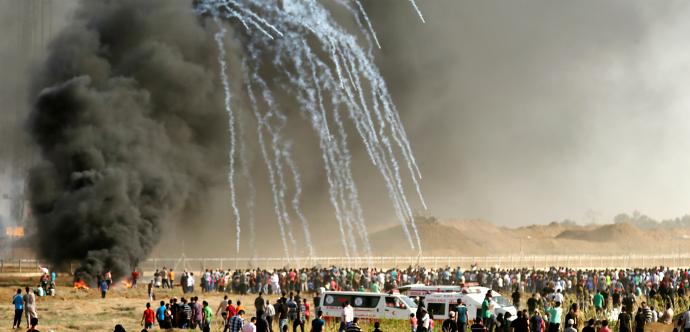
top-left (471, 318), bottom-right (487, 332)
top-left (256, 311), bottom-right (270, 332)
top-left (634, 309), bottom-right (645, 332)
top-left (582, 319), bottom-right (595, 332)
top-left (512, 289), bottom-right (521, 310)
top-left (527, 294), bottom-right (539, 316)
top-left (618, 306), bottom-right (632, 332)
top-left (442, 311), bottom-right (459, 332)
top-left (510, 311), bottom-right (529, 332)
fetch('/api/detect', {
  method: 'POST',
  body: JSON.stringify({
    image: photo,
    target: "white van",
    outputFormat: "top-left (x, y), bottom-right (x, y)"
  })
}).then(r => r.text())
top-left (314, 291), bottom-right (417, 320)
top-left (423, 287), bottom-right (517, 321)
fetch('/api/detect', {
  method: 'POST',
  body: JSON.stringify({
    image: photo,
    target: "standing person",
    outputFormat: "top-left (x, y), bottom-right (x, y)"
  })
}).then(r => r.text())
top-left (256, 311), bottom-right (270, 332)
top-left (471, 319), bottom-right (486, 332)
top-left (148, 280), bottom-right (155, 301)
top-left (161, 267), bottom-right (169, 289)
top-left (593, 292), bottom-right (604, 316)
top-left (132, 269), bottom-right (140, 288)
top-left (193, 297), bottom-right (204, 329)
top-left (12, 288), bottom-right (23, 329)
top-left (202, 301), bottom-right (213, 332)
top-left (255, 292), bottom-right (266, 313)
top-left (100, 279), bottom-right (109, 299)
top-left (157, 301), bottom-right (167, 328)
top-left (187, 272), bottom-right (196, 293)
top-left (481, 293), bottom-right (492, 329)
top-left (227, 300), bottom-right (238, 320)
top-left (218, 295), bottom-right (229, 322)
top-left (634, 310), bottom-right (645, 332)
top-left (311, 311), bottom-right (326, 332)
top-left (527, 294), bottom-right (539, 316)
top-left (345, 317), bottom-right (362, 332)
top-left (105, 270), bottom-right (113, 289)
top-left (512, 288), bottom-right (521, 310)
top-left (141, 302), bottom-right (155, 330)
top-left (618, 306), bottom-right (631, 332)
top-left (564, 304), bottom-right (581, 332)
top-left (410, 313), bottom-right (418, 332)
top-left (582, 319), bottom-right (595, 332)
top-left (530, 310), bottom-right (544, 332)
top-left (26, 317), bottom-right (40, 332)
top-left (373, 321), bottom-right (383, 332)
top-left (226, 310), bottom-right (246, 332)
top-left (681, 305), bottom-right (690, 332)
top-left (564, 319), bottom-right (576, 332)
top-left (456, 300), bottom-right (469, 332)
top-left (278, 299), bottom-right (289, 332)
top-left (443, 311), bottom-right (459, 332)
top-left (266, 300), bottom-right (276, 332)
top-left (597, 320), bottom-right (610, 332)
top-left (293, 297), bottom-right (306, 332)
top-left (180, 298), bottom-right (192, 329)
top-left (510, 311), bottom-right (529, 332)
top-left (303, 299), bottom-right (311, 323)
top-left (546, 302), bottom-right (562, 332)
top-left (169, 269), bottom-right (176, 290)
top-left (417, 307), bottom-right (431, 332)
top-left (243, 317), bottom-right (257, 332)
top-left (342, 301), bottom-right (354, 331)
top-left (24, 287), bottom-right (37, 327)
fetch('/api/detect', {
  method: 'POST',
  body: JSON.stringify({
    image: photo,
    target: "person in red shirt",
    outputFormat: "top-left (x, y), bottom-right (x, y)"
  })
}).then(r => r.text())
top-left (226, 300), bottom-right (237, 319)
top-left (132, 269), bottom-right (141, 288)
top-left (141, 302), bottom-right (155, 329)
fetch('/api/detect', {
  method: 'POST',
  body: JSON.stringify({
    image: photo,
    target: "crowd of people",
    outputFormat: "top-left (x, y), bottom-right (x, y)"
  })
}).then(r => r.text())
top-left (137, 265), bottom-right (690, 302)
top-left (13, 264), bottom-right (690, 331)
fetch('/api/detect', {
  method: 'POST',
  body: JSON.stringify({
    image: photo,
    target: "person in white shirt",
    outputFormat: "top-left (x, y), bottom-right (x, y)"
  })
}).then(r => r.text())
top-left (344, 302), bottom-right (354, 323)
top-left (187, 273), bottom-right (195, 293)
top-left (265, 300), bottom-right (276, 329)
top-left (242, 317), bottom-right (257, 332)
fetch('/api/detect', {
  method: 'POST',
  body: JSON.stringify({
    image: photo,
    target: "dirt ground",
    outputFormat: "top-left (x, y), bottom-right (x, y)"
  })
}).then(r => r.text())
top-left (0, 278), bottom-right (411, 332)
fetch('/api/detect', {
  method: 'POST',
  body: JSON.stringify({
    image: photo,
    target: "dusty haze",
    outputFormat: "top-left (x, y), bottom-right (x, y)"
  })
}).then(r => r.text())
top-left (2, 1), bottom-right (690, 259)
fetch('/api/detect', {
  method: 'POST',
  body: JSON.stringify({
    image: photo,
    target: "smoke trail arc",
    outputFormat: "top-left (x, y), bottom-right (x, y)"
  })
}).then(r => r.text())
top-left (198, 0), bottom-right (428, 255)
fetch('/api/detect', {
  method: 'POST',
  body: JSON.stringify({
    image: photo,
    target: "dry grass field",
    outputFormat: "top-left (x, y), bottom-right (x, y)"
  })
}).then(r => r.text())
top-left (0, 276), bottom-right (413, 332)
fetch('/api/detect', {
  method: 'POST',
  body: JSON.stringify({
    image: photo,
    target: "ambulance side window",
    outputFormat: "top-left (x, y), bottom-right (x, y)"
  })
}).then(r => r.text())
top-left (427, 303), bottom-right (446, 316)
top-left (385, 297), bottom-right (406, 309)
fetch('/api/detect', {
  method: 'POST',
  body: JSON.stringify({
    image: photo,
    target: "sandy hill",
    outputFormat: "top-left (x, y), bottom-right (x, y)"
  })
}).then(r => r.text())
top-left (367, 217), bottom-right (689, 256)
top-left (555, 222), bottom-right (644, 242)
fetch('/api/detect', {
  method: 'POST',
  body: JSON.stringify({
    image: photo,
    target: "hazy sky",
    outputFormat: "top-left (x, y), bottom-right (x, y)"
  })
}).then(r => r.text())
top-left (365, 0), bottom-right (690, 226)
top-left (5, 0), bottom-right (690, 232)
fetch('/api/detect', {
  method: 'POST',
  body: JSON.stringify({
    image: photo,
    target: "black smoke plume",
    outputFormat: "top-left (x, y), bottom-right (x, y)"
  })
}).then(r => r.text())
top-left (28, 0), bottom-right (227, 281)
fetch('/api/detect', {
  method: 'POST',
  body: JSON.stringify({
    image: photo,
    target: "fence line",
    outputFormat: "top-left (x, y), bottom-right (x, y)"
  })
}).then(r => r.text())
top-left (2, 255), bottom-right (690, 274)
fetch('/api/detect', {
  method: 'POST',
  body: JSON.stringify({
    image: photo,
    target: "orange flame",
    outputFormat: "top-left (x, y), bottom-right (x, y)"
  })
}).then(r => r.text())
top-left (73, 280), bottom-right (90, 290)
top-left (121, 279), bottom-right (133, 289)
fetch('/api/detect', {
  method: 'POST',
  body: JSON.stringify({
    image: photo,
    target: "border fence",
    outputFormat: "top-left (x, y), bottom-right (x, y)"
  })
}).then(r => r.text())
top-left (3, 255), bottom-right (690, 274)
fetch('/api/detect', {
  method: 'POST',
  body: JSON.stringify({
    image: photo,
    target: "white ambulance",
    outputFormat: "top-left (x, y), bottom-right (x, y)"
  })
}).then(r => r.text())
top-left (314, 291), bottom-right (417, 320)
top-left (423, 287), bottom-right (517, 321)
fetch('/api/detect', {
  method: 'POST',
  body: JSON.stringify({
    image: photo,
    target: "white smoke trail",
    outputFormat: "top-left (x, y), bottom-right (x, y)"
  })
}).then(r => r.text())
top-left (354, 0), bottom-right (381, 49)
top-left (283, 146), bottom-right (316, 257)
top-left (242, 61), bottom-right (290, 259)
top-left (408, 0), bottom-right (426, 23)
top-left (212, 17), bottom-right (242, 253)
top-left (199, 0), bottom-right (428, 256)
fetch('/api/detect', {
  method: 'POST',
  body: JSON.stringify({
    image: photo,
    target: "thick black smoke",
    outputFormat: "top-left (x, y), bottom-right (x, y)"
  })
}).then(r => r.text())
top-left (28, 0), bottom-right (227, 281)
